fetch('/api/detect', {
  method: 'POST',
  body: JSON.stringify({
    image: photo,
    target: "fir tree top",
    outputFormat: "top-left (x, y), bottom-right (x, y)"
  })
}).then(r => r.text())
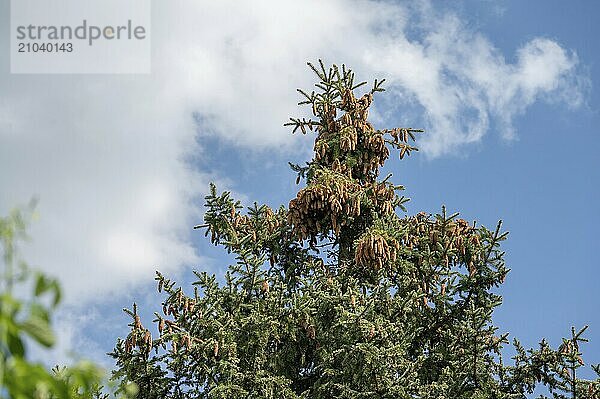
top-left (110, 62), bottom-right (599, 399)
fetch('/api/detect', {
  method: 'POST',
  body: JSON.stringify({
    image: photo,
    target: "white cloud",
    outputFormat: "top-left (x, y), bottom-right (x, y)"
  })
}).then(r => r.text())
top-left (145, 0), bottom-right (585, 157)
top-left (364, 9), bottom-right (585, 156)
top-left (0, 0), bottom-right (586, 362)
top-left (0, 71), bottom-right (204, 300)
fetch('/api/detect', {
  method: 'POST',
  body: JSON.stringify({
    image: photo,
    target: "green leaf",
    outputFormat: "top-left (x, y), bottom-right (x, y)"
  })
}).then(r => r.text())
top-left (34, 272), bottom-right (50, 297)
top-left (7, 330), bottom-right (25, 357)
top-left (33, 272), bottom-right (62, 307)
top-left (20, 315), bottom-right (55, 347)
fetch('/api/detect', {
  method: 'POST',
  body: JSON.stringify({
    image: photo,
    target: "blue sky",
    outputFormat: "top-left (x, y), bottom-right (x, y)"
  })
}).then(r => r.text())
top-left (1, 0), bottom-right (598, 382)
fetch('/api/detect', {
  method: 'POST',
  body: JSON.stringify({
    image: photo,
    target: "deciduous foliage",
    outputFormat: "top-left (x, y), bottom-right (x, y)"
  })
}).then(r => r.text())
top-left (110, 62), bottom-right (599, 398)
top-left (0, 203), bottom-right (137, 399)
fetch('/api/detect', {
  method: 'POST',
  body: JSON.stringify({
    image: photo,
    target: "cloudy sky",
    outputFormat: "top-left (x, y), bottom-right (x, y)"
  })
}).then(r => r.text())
top-left (1, 0), bottom-right (598, 373)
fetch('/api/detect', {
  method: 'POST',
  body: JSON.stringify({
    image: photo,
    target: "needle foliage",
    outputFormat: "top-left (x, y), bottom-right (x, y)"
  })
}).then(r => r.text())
top-left (110, 62), bottom-right (599, 399)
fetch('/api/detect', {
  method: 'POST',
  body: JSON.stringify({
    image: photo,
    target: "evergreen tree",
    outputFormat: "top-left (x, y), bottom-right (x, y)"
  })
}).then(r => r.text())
top-left (110, 62), bottom-right (599, 399)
